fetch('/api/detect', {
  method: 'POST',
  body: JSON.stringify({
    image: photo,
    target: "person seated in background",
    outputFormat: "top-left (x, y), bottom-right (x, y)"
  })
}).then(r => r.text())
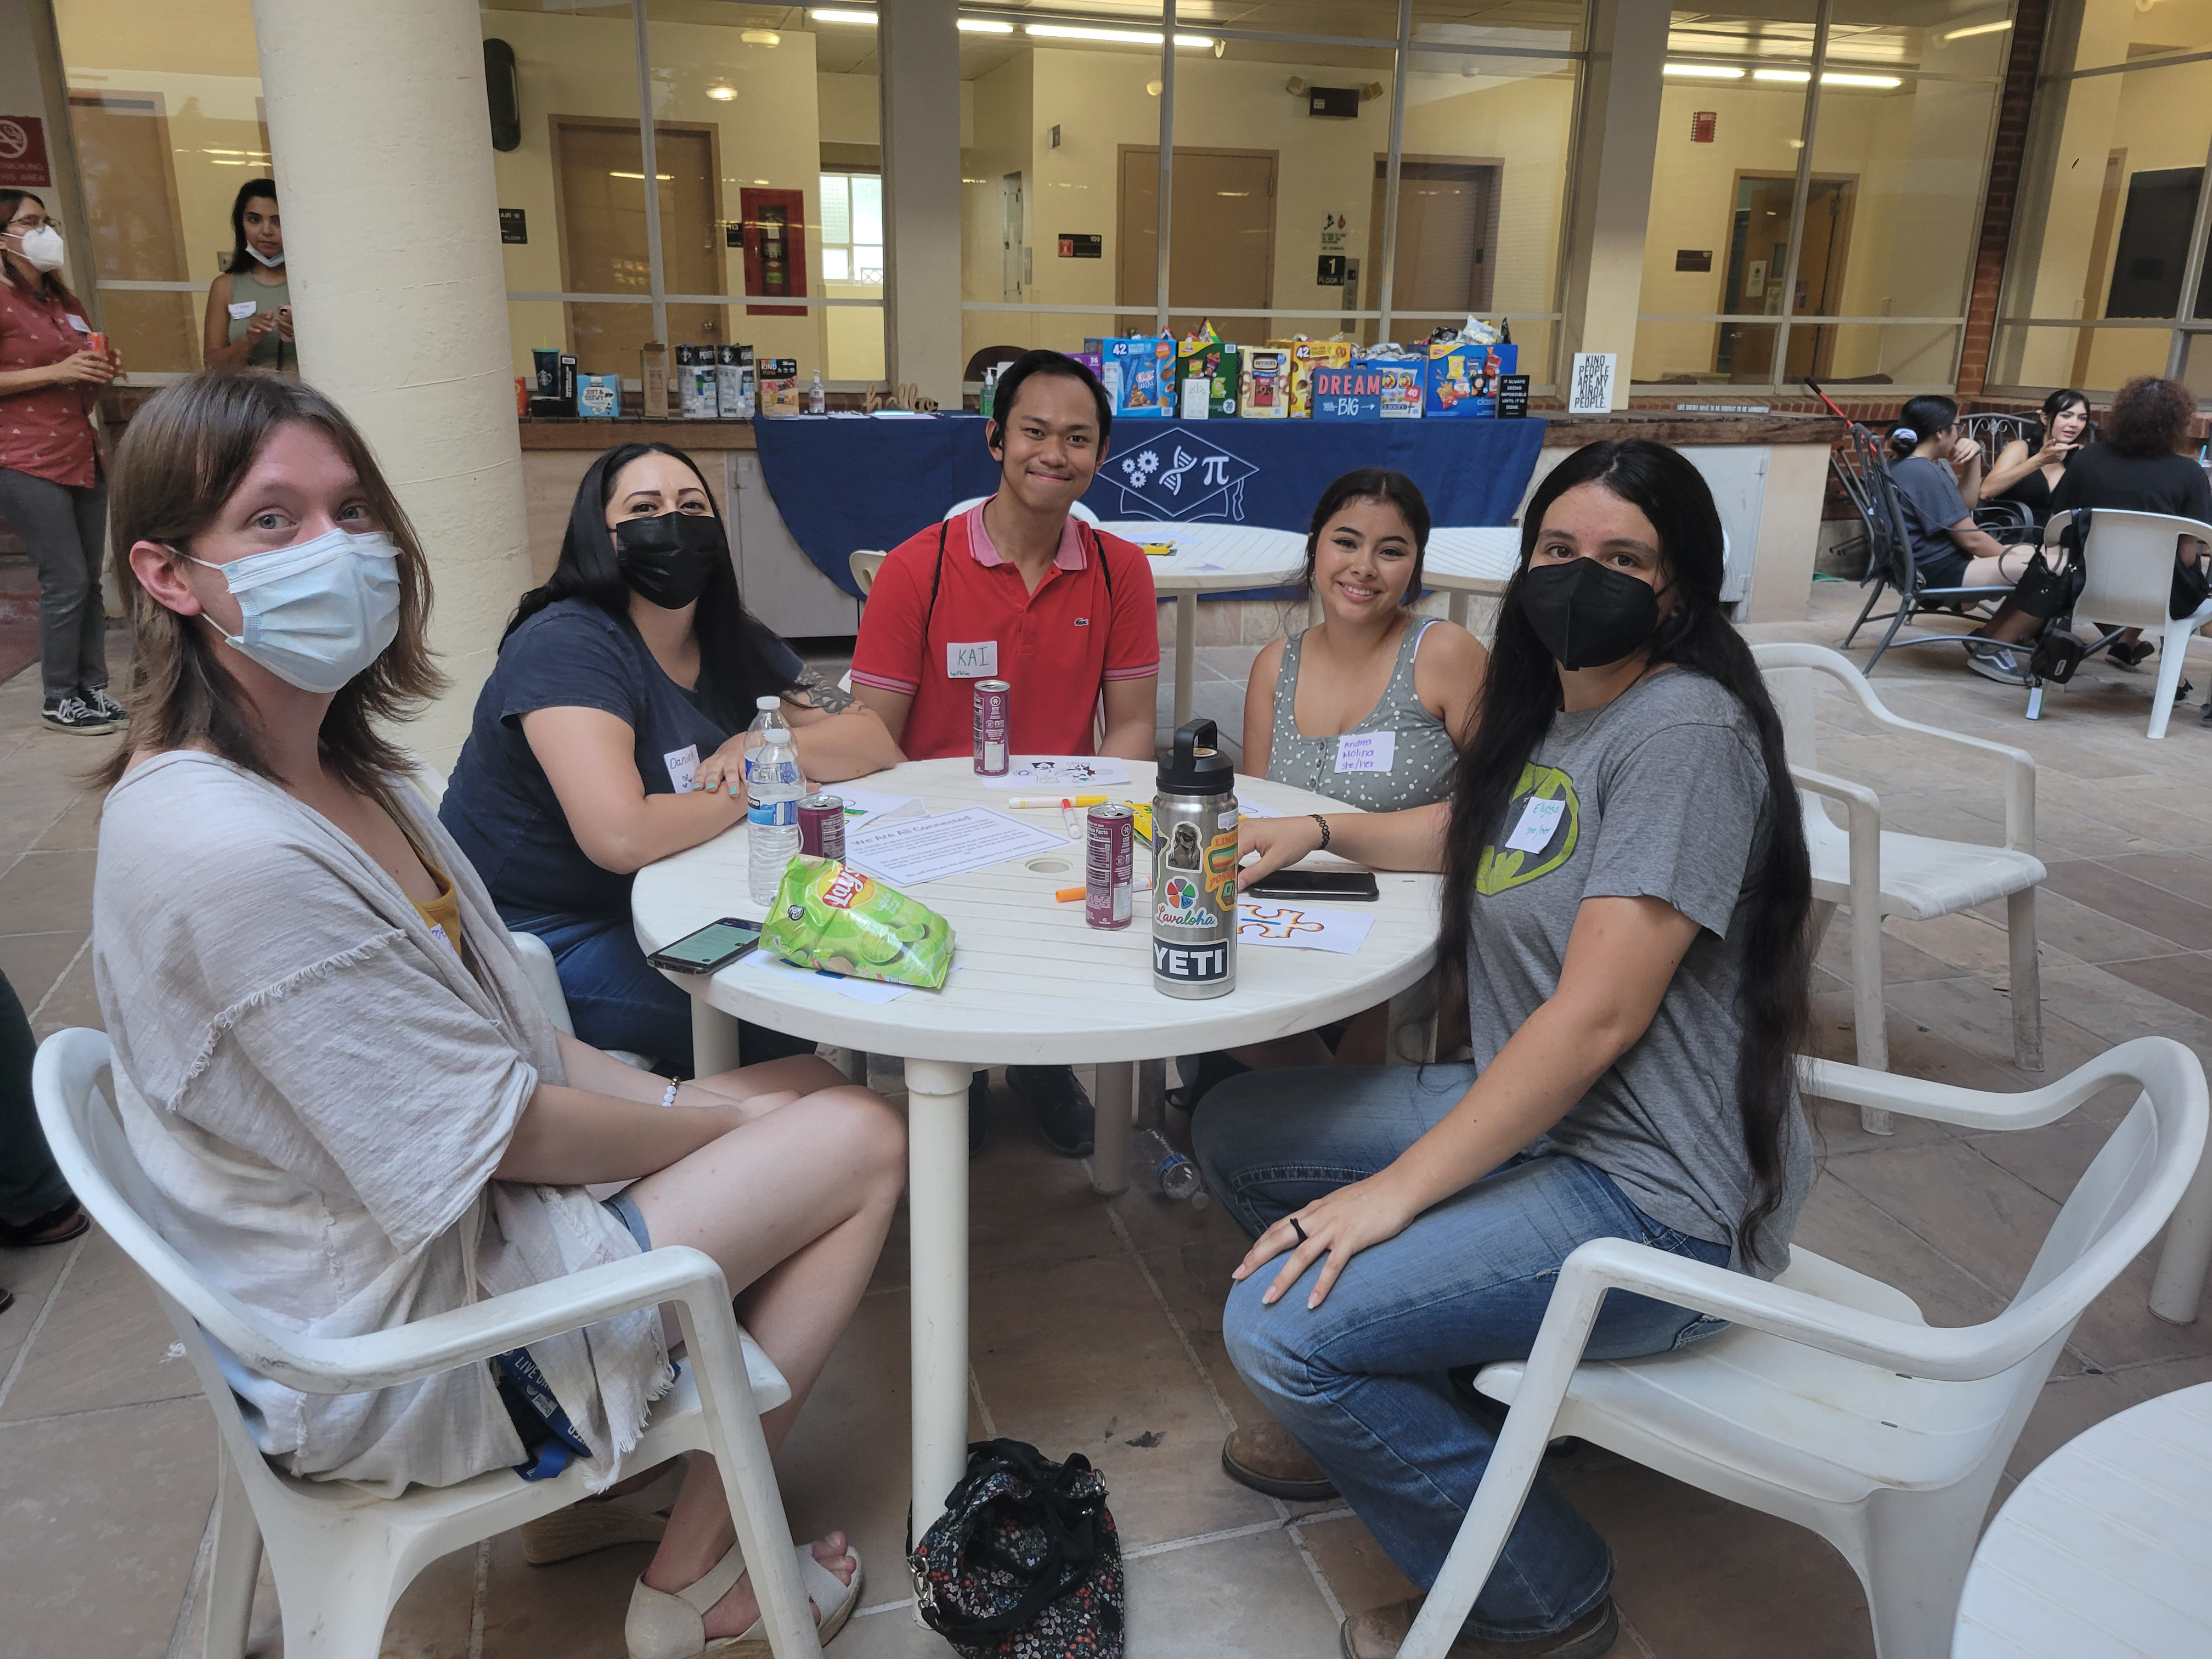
top-left (440, 442), bottom-right (901, 1070)
top-left (1977, 387), bottom-right (2088, 526)
top-left (1198, 439), bottom-right (1813, 1658)
top-left (2046, 373), bottom-right (2211, 675)
top-left (201, 178), bottom-right (294, 373)
top-left (94, 371), bottom-right (900, 1649)
top-left (849, 347), bottom-right (1159, 1158)
top-left (1171, 469), bottom-right (1486, 1114)
top-left (1887, 393), bottom-right (2066, 688)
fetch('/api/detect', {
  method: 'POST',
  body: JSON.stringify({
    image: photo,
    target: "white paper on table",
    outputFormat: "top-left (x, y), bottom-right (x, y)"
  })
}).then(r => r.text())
top-left (845, 805), bottom-right (1066, 885)
top-left (737, 950), bottom-right (916, 1003)
top-left (828, 785), bottom-right (927, 830)
top-left (870, 410), bottom-right (934, 420)
top-left (973, 755), bottom-right (1133, 789)
top-left (1236, 902), bottom-right (1375, 955)
top-left (1237, 799), bottom-right (1284, 818)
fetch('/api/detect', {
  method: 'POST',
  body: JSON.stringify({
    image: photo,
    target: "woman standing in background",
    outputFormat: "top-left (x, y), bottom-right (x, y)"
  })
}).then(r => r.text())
top-left (202, 179), bottom-right (292, 372)
top-left (0, 187), bottom-right (122, 735)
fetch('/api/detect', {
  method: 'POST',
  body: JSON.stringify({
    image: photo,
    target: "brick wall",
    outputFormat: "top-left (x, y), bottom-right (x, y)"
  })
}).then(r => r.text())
top-left (1956, 0), bottom-right (2051, 397)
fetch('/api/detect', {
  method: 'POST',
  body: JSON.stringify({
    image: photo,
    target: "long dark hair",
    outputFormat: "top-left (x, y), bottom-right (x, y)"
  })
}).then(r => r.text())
top-left (506, 442), bottom-right (794, 727)
top-left (225, 179), bottom-right (279, 275)
top-left (95, 371), bottom-right (444, 795)
top-left (0, 189), bottom-right (87, 315)
top-left (1887, 393), bottom-right (1957, 460)
top-left (1438, 439), bottom-right (1811, 1265)
top-left (1299, 468), bottom-right (1432, 605)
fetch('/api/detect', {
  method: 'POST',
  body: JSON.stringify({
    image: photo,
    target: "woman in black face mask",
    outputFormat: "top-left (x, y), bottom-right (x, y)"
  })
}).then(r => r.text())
top-left (440, 442), bottom-right (900, 1065)
top-left (1195, 440), bottom-right (1813, 1659)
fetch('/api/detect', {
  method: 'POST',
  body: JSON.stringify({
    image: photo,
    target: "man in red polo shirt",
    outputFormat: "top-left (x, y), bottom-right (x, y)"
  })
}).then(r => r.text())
top-left (852, 349), bottom-right (1159, 1155)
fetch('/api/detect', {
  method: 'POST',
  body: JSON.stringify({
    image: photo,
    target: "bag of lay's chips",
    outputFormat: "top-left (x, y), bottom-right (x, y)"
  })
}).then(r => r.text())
top-left (760, 856), bottom-right (954, 989)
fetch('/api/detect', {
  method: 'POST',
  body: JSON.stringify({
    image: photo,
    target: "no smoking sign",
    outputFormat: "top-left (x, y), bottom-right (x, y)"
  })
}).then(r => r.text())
top-left (0, 117), bottom-right (50, 188)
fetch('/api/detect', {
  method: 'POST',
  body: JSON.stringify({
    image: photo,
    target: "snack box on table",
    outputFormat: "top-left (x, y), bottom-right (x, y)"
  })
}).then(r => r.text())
top-left (575, 373), bottom-right (620, 418)
top-left (1084, 335), bottom-right (1175, 419)
top-left (1424, 340), bottom-right (1518, 417)
top-left (1240, 347), bottom-right (1290, 418)
top-left (1272, 338), bottom-right (1353, 418)
top-left (758, 357), bottom-right (802, 416)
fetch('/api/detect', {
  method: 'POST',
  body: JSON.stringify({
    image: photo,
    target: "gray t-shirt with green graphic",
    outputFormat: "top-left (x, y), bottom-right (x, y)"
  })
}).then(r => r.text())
top-left (1465, 667), bottom-right (1811, 1276)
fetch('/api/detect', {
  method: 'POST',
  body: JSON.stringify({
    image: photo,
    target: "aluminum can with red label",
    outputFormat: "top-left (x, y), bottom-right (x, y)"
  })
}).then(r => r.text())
top-left (973, 679), bottom-right (1010, 775)
top-left (797, 793), bottom-right (845, 861)
top-left (1086, 803), bottom-right (1133, 930)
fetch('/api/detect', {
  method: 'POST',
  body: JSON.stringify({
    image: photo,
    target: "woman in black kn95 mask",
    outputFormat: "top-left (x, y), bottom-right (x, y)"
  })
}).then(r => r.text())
top-left (439, 442), bottom-right (901, 1068)
top-left (1198, 439), bottom-right (1814, 1659)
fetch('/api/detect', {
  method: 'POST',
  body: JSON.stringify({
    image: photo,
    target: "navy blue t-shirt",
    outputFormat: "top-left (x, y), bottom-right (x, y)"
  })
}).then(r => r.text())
top-left (441, 598), bottom-right (803, 921)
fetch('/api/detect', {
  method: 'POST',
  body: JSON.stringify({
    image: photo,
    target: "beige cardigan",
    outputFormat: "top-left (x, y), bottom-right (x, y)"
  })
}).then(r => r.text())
top-left (92, 752), bottom-right (669, 1497)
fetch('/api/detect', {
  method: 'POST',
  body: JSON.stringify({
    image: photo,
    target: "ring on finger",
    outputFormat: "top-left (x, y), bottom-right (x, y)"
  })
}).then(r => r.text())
top-left (1289, 1216), bottom-right (1307, 1246)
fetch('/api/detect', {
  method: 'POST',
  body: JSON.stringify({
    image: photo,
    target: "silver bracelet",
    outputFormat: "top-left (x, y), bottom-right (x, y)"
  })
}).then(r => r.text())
top-left (661, 1081), bottom-right (680, 1109)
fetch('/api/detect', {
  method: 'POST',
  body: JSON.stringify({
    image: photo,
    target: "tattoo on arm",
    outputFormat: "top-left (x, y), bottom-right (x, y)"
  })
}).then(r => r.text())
top-left (791, 667), bottom-right (860, 713)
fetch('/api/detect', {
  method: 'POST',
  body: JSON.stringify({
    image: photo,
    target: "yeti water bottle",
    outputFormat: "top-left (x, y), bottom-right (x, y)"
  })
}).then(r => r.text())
top-left (1151, 718), bottom-right (1239, 999)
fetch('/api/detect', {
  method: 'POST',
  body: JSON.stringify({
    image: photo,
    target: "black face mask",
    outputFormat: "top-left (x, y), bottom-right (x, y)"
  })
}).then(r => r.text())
top-left (613, 511), bottom-right (727, 610)
top-left (1517, 557), bottom-right (1664, 670)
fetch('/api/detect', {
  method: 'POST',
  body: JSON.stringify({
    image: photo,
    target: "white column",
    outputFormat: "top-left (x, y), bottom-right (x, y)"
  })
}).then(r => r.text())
top-left (1556, 0), bottom-right (1667, 407)
top-left (879, 0), bottom-right (963, 409)
top-left (251, 0), bottom-right (530, 771)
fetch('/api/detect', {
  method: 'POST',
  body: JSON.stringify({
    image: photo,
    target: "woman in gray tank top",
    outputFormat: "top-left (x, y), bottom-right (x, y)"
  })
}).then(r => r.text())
top-left (1242, 468), bottom-right (1487, 815)
top-left (201, 178), bottom-right (295, 373)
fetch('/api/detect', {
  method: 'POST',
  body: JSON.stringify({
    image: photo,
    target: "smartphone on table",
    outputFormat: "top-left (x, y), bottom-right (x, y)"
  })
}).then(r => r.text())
top-left (1243, 868), bottom-right (1380, 902)
top-left (645, 917), bottom-right (763, 974)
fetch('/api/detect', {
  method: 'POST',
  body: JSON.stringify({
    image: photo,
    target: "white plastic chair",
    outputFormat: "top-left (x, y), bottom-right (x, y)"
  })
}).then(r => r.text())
top-left (848, 548), bottom-right (885, 595)
top-left (509, 928), bottom-right (656, 1073)
top-left (1755, 642), bottom-right (2046, 1134)
top-left (2046, 508), bottom-right (2212, 738)
top-left (30, 1028), bottom-right (821, 1659)
top-left (1399, 1035), bottom-right (2210, 1659)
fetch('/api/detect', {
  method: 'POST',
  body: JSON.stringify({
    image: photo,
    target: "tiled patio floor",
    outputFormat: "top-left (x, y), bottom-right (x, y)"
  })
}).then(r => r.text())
top-left (4, 582), bottom-right (2212, 1658)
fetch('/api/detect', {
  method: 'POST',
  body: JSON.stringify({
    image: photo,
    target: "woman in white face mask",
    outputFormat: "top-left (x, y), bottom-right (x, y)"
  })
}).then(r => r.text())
top-left (202, 178), bottom-right (294, 372)
top-left (92, 372), bottom-right (894, 1652)
top-left (0, 187), bottom-right (122, 734)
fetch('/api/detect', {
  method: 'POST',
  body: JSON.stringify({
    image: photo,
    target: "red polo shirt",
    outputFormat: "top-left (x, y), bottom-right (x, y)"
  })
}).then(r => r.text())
top-left (0, 276), bottom-right (99, 488)
top-left (851, 499), bottom-right (1159, 761)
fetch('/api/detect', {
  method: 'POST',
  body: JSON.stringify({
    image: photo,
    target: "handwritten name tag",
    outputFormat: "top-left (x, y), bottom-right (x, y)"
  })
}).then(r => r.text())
top-left (1503, 796), bottom-right (1565, 854)
top-left (1334, 731), bottom-right (1396, 774)
top-left (65, 313), bottom-right (89, 332)
top-left (227, 300), bottom-right (258, 320)
top-left (665, 743), bottom-right (701, 793)
top-left (947, 640), bottom-right (998, 679)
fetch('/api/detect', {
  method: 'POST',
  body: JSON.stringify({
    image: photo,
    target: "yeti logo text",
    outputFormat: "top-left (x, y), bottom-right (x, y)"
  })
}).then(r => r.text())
top-left (1105, 430), bottom-right (1258, 522)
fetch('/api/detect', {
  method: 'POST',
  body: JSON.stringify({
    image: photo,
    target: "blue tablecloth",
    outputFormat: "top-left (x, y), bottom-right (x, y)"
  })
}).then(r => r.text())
top-left (751, 413), bottom-right (1549, 597)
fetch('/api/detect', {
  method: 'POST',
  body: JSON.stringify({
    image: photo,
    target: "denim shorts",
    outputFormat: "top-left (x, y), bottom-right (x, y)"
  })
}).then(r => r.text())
top-left (603, 1189), bottom-right (652, 1252)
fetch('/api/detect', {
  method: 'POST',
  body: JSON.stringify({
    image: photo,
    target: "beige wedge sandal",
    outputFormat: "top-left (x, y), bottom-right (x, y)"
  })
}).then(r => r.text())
top-left (624, 1537), bottom-right (862, 1659)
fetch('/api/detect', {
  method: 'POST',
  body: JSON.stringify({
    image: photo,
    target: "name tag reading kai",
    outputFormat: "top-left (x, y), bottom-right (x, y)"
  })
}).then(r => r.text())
top-left (1334, 731), bottom-right (1396, 774)
top-left (1504, 796), bottom-right (1565, 854)
top-left (946, 640), bottom-right (998, 679)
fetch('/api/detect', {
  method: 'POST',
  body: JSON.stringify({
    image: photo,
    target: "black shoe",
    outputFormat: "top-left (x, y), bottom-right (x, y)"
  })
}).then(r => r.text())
top-left (1965, 640), bottom-right (2032, 687)
top-left (1007, 1064), bottom-right (1094, 1157)
top-left (968, 1070), bottom-right (990, 1159)
top-left (41, 692), bottom-right (116, 735)
top-left (2109, 640), bottom-right (2155, 672)
top-left (80, 685), bottom-right (126, 721)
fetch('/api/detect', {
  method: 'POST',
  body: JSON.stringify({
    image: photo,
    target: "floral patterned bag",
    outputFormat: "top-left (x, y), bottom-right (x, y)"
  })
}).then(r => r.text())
top-left (909, 1439), bottom-right (1125, 1657)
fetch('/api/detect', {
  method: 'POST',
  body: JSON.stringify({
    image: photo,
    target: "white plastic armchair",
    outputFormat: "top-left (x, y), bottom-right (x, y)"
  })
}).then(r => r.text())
top-left (1754, 642), bottom-right (2046, 1133)
top-left (509, 928), bottom-right (657, 1073)
top-left (1400, 1036), bottom-right (2210, 1659)
top-left (31, 1028), bottom-right (820, 1659)
top-left (2046, 508), bottom-right (2212, 738)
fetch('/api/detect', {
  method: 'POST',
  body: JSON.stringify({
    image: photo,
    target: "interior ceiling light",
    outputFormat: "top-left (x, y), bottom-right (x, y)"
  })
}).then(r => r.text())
top-left (1752, 67), bottom-right (1903, 87)
top-left (741, 29), bottom-right (781, 44)
top-left (1942, 19), bottom-right (2013, 40)
top-left (707, 84), bottom-right (737, 100)
top-left (1024, 24), bottom-right (1214, 48)
top-left (1663, 63), bottom-right (1746, 78)
top-left (957, 18), bottom-right (1015, 32)
top-left (809, 8), bottom-right (876, 22)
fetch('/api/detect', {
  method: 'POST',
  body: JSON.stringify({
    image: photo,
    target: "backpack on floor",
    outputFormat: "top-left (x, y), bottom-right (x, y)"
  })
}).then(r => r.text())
top-left (909, 1438), bottom-right (1125, 1658)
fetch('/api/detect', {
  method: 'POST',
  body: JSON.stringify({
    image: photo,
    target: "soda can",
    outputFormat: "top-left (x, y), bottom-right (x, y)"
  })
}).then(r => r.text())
top-left (797, 793), bottom-right (845, 861)
top-left (1086, 803), bottom-right (1133, 930)
top-left (973, 679), bottom-right (1011, 775)
top-left (87, 332), bottom-right (108, 356)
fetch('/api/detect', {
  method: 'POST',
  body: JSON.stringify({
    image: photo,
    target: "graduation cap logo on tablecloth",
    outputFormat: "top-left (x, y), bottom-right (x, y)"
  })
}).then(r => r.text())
top-left (1103, 431), bottom-right (1257, 522)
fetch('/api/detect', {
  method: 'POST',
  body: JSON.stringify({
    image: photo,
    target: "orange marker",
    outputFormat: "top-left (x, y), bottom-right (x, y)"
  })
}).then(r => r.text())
top-left (1054, 885), bottom-right (1086, 903)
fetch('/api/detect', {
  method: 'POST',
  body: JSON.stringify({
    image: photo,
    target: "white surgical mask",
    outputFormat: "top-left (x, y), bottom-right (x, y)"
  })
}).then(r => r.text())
top-left (246, 242), bottom-right (285, 268)
top-left (16, 225), bottom-right (64, 272)
top-left (190, 527), bottom-right (400, 693)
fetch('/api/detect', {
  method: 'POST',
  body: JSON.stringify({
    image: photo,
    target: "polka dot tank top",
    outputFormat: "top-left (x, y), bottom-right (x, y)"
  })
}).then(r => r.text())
top-left (1266, 618), bottom-right (1459, 812)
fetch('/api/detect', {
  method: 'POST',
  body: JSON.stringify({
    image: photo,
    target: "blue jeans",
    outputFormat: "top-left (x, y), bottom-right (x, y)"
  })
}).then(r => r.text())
top-left (1193, 1064), bottom-right (1731, 1641)
top-left (505, 910), bottom-right (816, 1073)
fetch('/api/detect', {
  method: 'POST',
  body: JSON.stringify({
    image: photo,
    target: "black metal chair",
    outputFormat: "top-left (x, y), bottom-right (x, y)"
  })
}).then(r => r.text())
top-left (1836, 424), bottom-right (2009, 673)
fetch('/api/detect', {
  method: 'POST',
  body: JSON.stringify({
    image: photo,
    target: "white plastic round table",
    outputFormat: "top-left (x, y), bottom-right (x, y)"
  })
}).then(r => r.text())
top-left (633, 758), bottom-right (1441, 1534)
top-left (1099, 521), bottom-right (1306, 728)
top-left (1951, 1381), bottom-right (2212, 1657)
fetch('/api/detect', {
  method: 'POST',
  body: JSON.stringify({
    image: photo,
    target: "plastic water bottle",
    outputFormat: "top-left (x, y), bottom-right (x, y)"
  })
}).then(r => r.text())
top-left (808, 370), bottom-right (826, 414)
top-left (1132, 1127), bottom-right (1209, 1209)
top-left (745, 696), bottom-right (803, 902)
